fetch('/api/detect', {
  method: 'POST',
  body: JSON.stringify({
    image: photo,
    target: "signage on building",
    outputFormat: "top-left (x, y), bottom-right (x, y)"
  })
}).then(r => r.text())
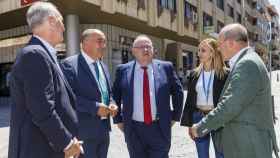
top-left (204, 26), bottom-right (215, 34)
top-left (21, 0), bottom-right (38, 6)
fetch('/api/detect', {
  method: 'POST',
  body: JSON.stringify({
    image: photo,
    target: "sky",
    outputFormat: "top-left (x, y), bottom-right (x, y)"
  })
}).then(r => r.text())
top-left (269, 0), bottom-right (280, 23)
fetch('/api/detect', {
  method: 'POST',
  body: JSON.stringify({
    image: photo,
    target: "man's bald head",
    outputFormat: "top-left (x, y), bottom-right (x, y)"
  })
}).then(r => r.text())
top-left (81, 29), bottom-right (106, 60)
top-left (81, 29), bottom-right (105, 42)
top-left (133, 35), bottom-right (152, 48)
top-left (219, 23), bottom-right (249, 43)
top-left (218, 24), bottom-right (249, 61)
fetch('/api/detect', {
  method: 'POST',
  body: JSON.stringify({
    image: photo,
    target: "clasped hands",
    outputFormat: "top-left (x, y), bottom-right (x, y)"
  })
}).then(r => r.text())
top-left (97, 103), bottom-right (118, 118)
top-left (188, 124), bottom-right (199, 140)
top-left (64, 137), bottom-right (84, 158)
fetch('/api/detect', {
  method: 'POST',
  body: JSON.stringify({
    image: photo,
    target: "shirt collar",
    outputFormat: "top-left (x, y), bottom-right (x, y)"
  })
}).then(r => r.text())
top-left (81, 50), bottom-right (98, 65)
top-left (33, 35), bottom-right (57, 60)
top-left (229, 46), bottom-right (250, 70)
top-left (135, 61), bottom-right (152, 70)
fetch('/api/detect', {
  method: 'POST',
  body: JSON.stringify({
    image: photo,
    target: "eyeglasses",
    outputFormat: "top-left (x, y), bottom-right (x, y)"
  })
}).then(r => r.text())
top-left (133, 45), bottom-right (154, 52)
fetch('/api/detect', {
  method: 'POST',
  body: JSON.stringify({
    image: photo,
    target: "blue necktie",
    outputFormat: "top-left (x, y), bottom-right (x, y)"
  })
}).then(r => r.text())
top-left (93, 61), bottom-right (109, 105)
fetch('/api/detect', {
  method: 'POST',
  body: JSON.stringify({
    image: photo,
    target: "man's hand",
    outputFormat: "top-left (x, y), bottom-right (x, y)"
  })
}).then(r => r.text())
top-left (64, 138), bottom-right (83, 158)
top-left (108, 104), bottom-right (118, 117)
top-left (188, 127), bottom-right (195, 140)
top-left (117, 123), bottom-right (124, 132)
top-left (190, 124), bottom-right (199, 138)
top-left (97, 103), bottom-right (109, 117)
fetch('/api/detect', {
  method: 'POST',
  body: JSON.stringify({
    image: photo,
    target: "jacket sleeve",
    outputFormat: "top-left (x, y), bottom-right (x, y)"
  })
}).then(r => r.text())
top-left (20, 50), bottom-right (72, 151)
top-left (180, 71), bottom-right (194, 127)
top-left (167, 63), bottom-right (184, 121)
top-left (61, 60), bottom-right (99, 116)
top-left (197, 60), bottom-right (261, 136)
top-left (112, 66), bottom-right (124, 123)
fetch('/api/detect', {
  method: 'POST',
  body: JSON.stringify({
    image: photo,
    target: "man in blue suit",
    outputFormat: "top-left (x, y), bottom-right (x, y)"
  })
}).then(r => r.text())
top-left (61, 29), bottom-right (118, 158)
top-left (8, 2), bottom-right (83, 158)
top-left (113, 35), bottom-right (184, 158)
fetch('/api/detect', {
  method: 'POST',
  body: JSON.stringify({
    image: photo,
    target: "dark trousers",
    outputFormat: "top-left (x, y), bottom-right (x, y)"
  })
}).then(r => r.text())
top-left (126, 121), bottom-right (170, 158)
top-left (80, 136), bottom-right (110, 158)
top-left (193, 111), bottom-right (224, 158)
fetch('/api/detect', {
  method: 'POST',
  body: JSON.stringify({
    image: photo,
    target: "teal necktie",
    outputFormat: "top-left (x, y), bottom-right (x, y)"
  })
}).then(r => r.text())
top-left (93, 61), bottom-right (109, 105)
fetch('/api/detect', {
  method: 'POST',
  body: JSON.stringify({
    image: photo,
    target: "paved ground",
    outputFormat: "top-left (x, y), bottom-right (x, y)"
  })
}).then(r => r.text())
top-left (1, 71), bottom-right (280, 158)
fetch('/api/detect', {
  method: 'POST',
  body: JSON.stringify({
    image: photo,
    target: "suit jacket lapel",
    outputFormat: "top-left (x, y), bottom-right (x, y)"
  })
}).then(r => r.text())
top-left (126, 61), bottom-right (136, 115)
top-left (78, 54), bottom-right (102, 95)
top-left (213, 75), bottom-right (218, 102)
top-left (100, 61), bottom-right (111, 92)
top-left (220, 48), bottom-right (250, 97)
top-left (152, 61), bottom-right (161, 110)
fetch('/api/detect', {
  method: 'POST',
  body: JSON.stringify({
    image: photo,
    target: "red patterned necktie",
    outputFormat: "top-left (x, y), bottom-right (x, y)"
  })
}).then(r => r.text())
top-left (141, 66), bottom-right (152, 125)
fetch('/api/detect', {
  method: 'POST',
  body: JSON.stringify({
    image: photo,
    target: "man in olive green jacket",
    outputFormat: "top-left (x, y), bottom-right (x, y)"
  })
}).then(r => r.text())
top-left (191, 23), bottom-right (279, 158)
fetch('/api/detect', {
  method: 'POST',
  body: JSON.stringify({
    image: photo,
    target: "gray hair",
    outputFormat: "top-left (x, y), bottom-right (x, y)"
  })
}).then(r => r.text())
top-left (26, 2), bottom-right (61, 30)
top-left (220, 23), bottom-right (249, 43)
top-left (133, 35), bottom-right (152, 47)
top-left (81, 29), bottom-right (105, 42)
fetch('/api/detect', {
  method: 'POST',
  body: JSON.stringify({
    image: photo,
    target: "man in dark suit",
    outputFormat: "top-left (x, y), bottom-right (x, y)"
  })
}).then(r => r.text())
top-left (113, 35), bottom-right (184, 158)
top-left (61, 29), bottom-right (118, 158)
top-left (8, 2), bottom-right (83, 158)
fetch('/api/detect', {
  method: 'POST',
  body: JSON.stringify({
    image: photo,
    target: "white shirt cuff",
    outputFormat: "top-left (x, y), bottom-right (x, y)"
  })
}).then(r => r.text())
top-left (64, 139), bottom-right (74, 151)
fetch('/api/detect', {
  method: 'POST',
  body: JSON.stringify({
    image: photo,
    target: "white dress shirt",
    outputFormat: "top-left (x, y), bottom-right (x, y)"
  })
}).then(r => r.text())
top-left (229, 47), bottom-right (250, 71)
top-left (196, 70), bottom-right (214, 109)
top-left (132, 62), bottom-right (157, 122)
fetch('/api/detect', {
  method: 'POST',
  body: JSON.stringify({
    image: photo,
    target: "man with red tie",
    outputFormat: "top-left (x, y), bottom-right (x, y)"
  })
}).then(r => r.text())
top-left (113, 35), bottom-right (184, 158)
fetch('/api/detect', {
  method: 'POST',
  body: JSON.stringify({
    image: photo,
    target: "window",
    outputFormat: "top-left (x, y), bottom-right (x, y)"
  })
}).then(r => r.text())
top-left (168, 0), bottom-right (176, 12)
top-left (160, 0), bottom-right (168, 8)
top-left (203, 12), bottom-right (213, 33)
top-left (237, 12), bottom-right (242, 23)
top-left (228, 4), bottom-right (234, 18)
top-left (217, 21), bottom-right (224, 32)
top-left (160, 0), bottom-right (176, 12)
top-left (216, 0), bottom-right (224, 11)
top-left (203, 12), bottom-right (213, 27)
top-left (184, 1), bottom-right (198, 29)
top-left (252, 18), bottom-right (257, 26)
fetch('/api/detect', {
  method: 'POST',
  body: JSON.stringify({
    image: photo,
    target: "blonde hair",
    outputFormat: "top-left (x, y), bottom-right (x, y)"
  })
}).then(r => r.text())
top-left (194, 38), bottom-right (227, 79)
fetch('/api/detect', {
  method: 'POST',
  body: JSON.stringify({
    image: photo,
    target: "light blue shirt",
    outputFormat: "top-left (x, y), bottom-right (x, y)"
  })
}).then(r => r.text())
top-left (132, 62), bottom-right (157, 122)
top-left (81, 51), bottom-right (106, 108)
top-left (34, 35), bottom-right (58, 62)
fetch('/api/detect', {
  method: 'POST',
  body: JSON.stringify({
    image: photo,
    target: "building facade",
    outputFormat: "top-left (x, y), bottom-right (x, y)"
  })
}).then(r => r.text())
top-left (0, 0), bottom-right (279, 99)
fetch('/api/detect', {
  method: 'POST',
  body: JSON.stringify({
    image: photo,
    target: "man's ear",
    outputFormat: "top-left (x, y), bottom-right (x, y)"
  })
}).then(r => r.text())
top-left (48, 16), bottom-right (56, 27)
top-left (228, 39), bottom-right (235, 47)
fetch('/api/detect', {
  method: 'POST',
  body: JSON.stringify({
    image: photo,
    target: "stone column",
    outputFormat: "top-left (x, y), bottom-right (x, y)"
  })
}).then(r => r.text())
top-left (65, 14), bottom-right (80, 57)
